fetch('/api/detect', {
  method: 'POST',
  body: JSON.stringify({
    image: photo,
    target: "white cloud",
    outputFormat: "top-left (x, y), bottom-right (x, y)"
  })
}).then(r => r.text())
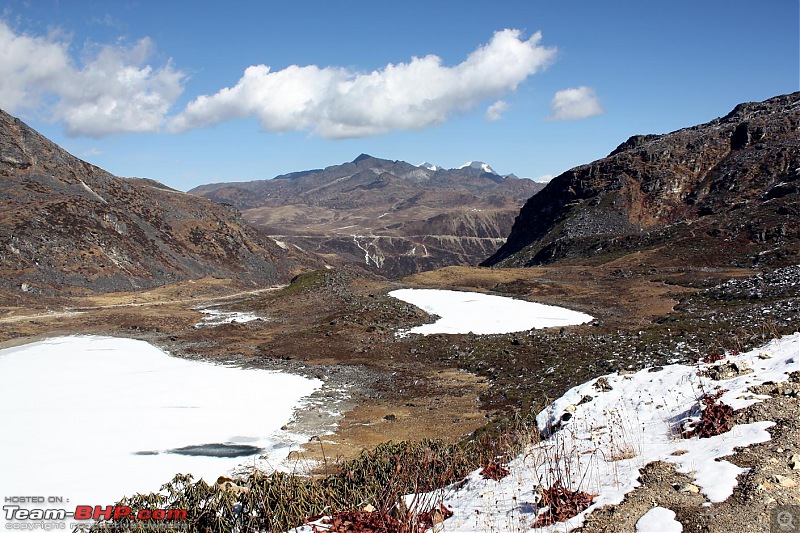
top-left (485, 100), bottom-right (508, 121)
top-left (549, 86), bottom-right (603, 121)
top-left (0, 21), bottom-right (184, 137)
top-left (54, 39), bottom-right (184, 137)
top-left (0, 23), bottom-right (558, 139)
top-left (0, 22), bottom-right (71, 111)
top-left (534, 174), bottom-right (553, 182)
top-left (169, 29), bottom-right (556, 139)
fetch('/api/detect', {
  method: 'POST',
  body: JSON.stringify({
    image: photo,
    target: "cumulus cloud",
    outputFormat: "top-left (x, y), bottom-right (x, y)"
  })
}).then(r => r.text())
top-left (485, 100), bottom-right (508, 121)
top-left (169, 29), bottom-right (556, 138)
top-left (54, 39), bottom-right (184, 136)
top-left (549, 86), bottom-right (603, 120)
top-left (0, 21), bottom-right (184, 137)
top-left (0, 22), bottom-right (71, 111)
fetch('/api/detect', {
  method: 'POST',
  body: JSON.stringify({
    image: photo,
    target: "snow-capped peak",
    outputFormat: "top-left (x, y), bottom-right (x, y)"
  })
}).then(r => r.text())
top-left (418, 162), bottom-right (441, 171)
top-left (458, 161), bottom-right (497, 174)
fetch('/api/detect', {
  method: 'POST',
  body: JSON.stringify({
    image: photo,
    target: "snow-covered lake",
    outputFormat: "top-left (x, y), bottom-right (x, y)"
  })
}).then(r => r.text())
top-left (389, 288), bottom-right (594, 335)
top-left (0, 336), bottom-right (320, 517)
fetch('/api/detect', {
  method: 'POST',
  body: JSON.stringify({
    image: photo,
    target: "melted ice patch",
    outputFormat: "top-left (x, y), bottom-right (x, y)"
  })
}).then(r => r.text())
top-left (195, 308), bottom-right (263, 327)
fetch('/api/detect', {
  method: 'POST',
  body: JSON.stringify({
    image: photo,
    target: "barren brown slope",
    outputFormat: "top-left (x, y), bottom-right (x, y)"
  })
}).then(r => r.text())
top-left (485, 92), bottom-right (800, 269)
top-left (0, 109), bottom-right (323, 298)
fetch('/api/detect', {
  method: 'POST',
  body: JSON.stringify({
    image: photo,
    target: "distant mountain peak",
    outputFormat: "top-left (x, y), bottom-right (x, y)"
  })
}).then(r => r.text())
top-left (458, 161), bottom-right (497, 175)
top-left (191, 153), bottom-right (545, 277)
top-left (352, 153), bottom-right (376, 164)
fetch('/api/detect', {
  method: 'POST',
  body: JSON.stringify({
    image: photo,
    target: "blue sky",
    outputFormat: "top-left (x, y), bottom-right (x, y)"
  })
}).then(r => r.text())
top-left (1, 0), bottom-right (797, 191)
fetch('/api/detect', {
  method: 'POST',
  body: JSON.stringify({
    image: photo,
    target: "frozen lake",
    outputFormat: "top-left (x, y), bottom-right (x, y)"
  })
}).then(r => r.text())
top-left (0, 336), bottom-right (321, 515)
top-left (389, 288), bottom-right (593, 335)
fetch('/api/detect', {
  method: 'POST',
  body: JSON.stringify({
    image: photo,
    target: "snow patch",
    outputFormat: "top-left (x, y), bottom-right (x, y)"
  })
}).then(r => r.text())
top-left (429, 333), bottom-right (799, 531)
top-left (636, 507), bottom-right (683, 532)
top-left (79, 180), bottom-right (107, 203)
top-left (195, 308), bottom-right (263, 327)
top-left (353, 235), bottom-right (385, 268)
top-left (458, 161), bottom-right (497, 174)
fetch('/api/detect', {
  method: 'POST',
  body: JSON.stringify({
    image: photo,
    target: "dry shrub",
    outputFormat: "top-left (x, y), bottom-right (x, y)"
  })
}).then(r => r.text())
top-left (89, 440), bottom-right (471, 533)
top-left (703, 352), bottom-right (725, 363)
top-left (681, 389), bottom-right (733, 439)
top-left (479, 461), bottom-right (510, 481)
top-left (416, 503), bottom-right (453, 530)
top-left (313, 510), bottom-right (402, 533)
top-left (533, 480), bottom-right (596, 527)
top-left (311, 503), bottom-right (453, 533)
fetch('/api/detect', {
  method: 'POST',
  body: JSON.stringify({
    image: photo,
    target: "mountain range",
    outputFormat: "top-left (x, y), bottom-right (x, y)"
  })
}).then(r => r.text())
top-left (2, 91), bottom-right (798, 298)
top-left (1, 93), bottom-right (798, 533)
top-left (191, 155), bottom-right (543, 277)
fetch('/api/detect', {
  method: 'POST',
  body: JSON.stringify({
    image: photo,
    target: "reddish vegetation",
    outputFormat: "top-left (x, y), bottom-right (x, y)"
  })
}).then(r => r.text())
top-left (533, 481), bottom-right (596, 527)
top-left (311, 505), bottom-right (453, 533)
top-left (313, 511), bottom-right (402, 533)
top-left (703, 353), bottom-right (725, 363)
top-left (417, 504), bottom-right (454, 529)
top-left (480, 461), bottom-right (511, 481)
top-left (682, 389), bottom-right (734, 439)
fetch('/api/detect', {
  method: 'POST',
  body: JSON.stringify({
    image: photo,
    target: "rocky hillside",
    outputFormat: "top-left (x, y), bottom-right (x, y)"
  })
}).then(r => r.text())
top-left (0, 109), bottom-right (319, 296)
top-left (191, 155), bottom-right (544, 278)
top-left (484, 92), bottom-right (800, 269)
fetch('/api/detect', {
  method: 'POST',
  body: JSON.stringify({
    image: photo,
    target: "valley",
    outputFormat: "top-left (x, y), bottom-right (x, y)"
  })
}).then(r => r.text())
top-left (2, 257), bottom-right (795, 464)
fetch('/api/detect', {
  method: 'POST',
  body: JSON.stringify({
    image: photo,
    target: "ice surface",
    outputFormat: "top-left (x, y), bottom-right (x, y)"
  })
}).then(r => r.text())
top-left (389, 288), bottom-right (594, 335)
top-left (0, 336), bottom-right (320, 524)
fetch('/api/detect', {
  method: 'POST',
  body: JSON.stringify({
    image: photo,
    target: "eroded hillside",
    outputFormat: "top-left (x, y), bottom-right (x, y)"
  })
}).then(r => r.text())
top-left (0, 110), bottom-right (322, 297)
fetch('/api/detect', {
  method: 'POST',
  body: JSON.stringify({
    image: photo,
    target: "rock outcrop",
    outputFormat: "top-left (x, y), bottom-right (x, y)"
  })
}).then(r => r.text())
top-left (484, 92), bottom-right (800, 268)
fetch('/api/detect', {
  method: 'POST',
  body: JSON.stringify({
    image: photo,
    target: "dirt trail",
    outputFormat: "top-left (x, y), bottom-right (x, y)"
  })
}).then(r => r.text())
top-left (0, 310), bottom-right (87, 324)
top-left (0, 285), bottom-right (284, 323)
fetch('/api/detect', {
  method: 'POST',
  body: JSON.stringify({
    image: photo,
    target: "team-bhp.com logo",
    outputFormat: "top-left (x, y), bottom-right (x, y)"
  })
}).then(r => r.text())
top-left (4, 497), bottom-right (187, 530)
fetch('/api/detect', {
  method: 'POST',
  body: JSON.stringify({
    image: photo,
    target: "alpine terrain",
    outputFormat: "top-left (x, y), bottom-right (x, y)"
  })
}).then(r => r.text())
top-left (1, 94), bottom-right (798, 533)
top-left (191, 154), bottom-right (544, 278)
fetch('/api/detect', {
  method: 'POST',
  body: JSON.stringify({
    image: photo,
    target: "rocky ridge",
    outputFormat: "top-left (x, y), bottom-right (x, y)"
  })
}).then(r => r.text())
top-left (484, 92), bottom-right (800, 269)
